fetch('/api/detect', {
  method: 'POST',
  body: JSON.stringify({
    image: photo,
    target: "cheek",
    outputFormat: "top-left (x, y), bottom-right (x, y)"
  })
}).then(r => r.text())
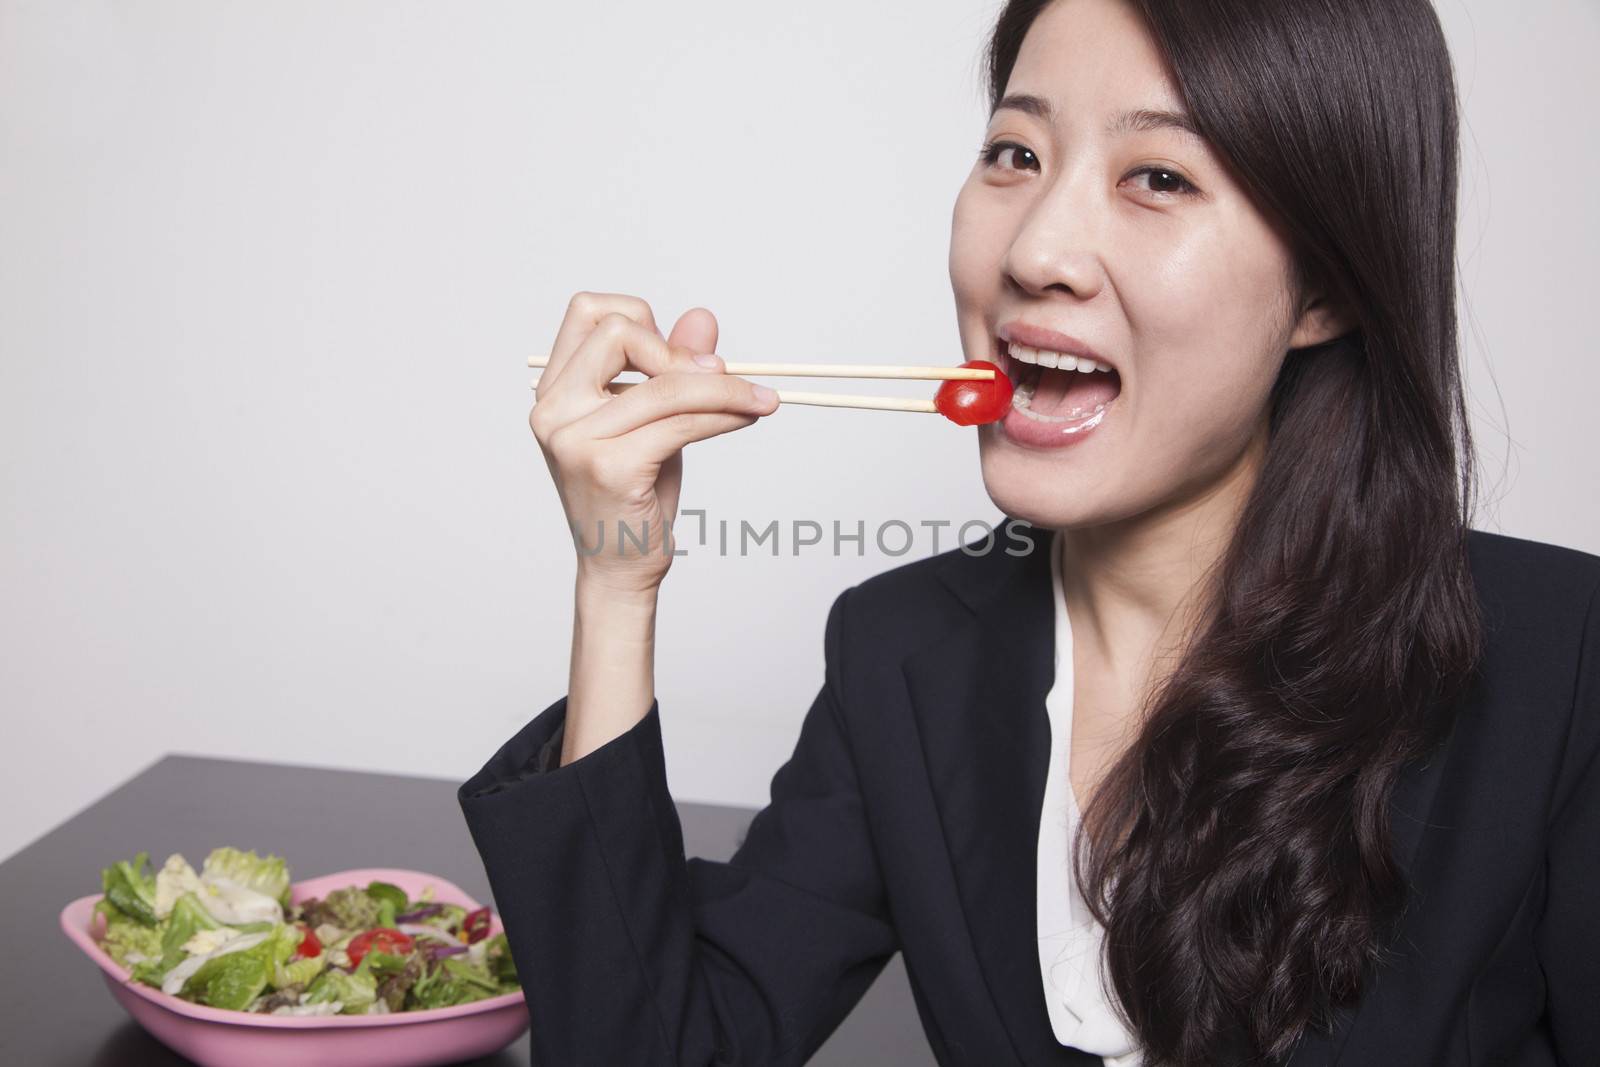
top-left (1120, 219), bottom-right (1293, 432)
top-left (949, 182), bottom-right (1003, 301)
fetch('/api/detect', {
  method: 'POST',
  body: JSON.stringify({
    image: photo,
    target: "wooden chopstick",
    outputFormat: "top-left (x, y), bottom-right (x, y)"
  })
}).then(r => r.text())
top-left (525, 355), bottom-right (995, 413)
top-left (526, 355), bottom-right (994, 381)
top-left (527, 376), bottom-right (942, 413)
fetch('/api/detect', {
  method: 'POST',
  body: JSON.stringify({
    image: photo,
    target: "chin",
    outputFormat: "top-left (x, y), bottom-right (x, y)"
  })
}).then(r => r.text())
top-left (977, 438), bottom-right (1145, 533)
top-left (980, 467), bottom-right (1096, 532)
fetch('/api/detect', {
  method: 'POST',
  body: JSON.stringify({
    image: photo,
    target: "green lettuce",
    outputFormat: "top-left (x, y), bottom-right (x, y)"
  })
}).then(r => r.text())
top-left (319, 886), bottom-right (379, 930)
top-left (184, 940), bottom-right (273, 1011)
top-left (93, 899), bottom-right (163, 968)
top-left (421, 902), bottom-right (467, 932)
top-left (125, 895), bottom-right (232, 985)
top-left (365, 881), bottom-right (408, 913)
top-left (304, 966), bottom-right (378, 1014)
top-left (269, 919), bottom-right (327, 989)
top-left (179, 922), bottom-right (301, 1010)
top-left (483, 932), bottom-right (518, 987)
top-left (274, 952), bottom-right (326, 990)
top-left (355, 949), bottom-right (410, 982)
top-left (127, 891), bottom-right (229, 985)
top-left (200, 847), bottom-right (290, 906)
top-left (164, 892), bottom-right (223, 953)
top-left (100, 852), bottom-right (159, 926)
top-left (409, 956), bottom-right (503, 1010)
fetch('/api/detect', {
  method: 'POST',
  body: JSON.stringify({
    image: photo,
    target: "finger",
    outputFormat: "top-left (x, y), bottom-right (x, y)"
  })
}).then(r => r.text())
top-left (570, 369), bottom-right (777, 441)
top-left (605, 411), bottom-right (764, 472)
top-left (536, 314), bottom-right (689, 429)
top-left (540, 292), bottom-right (660, 396)
top-left (666, 306), bottom-right (719, 359)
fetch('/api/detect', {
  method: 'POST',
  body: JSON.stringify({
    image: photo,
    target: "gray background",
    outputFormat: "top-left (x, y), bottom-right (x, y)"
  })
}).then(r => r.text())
top-left (2, 0), bottom-right (1596, 864)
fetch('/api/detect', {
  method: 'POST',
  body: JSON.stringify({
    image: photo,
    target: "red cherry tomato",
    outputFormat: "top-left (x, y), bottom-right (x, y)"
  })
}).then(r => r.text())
top-left (296, 925), bottom-right (322, 958)
top-left (934, 360), bottom-right (1012, 426)
top-left (461, 906), bottom-right (492, 944)
top-left (346, 927), bottom-right (414, 967)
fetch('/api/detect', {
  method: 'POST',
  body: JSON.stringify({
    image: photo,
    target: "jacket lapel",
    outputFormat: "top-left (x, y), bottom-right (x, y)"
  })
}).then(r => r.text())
top-left (901, 519), bottom-right (1462, 1066)
top-left (903, 521), bottom-right (1100, 1064)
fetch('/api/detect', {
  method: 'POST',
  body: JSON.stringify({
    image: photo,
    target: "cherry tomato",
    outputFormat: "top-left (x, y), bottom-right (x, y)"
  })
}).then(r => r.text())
top-left (462, 906), bottom-right (492, 944)
top-left (346, 927), bottom-right (414, 967)
top-left (934, 360), bottom-right (1013, 426)
top-left (296, 925), bottom-right (322, 958)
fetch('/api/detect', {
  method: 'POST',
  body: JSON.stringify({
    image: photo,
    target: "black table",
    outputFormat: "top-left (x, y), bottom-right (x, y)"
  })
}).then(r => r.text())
top-left (1, 754), bottom-right (936, 1066)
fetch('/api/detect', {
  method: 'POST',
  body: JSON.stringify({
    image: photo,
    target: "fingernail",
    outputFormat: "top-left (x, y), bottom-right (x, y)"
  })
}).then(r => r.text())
top-left (693, 352), bottom-right (721, 369)
top-left (751, 384), bottom-right (777, 403)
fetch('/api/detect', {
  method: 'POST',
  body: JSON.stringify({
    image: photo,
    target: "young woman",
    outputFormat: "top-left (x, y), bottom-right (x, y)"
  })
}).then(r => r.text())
top-left (459, 1), bottom-right (1600, 1064)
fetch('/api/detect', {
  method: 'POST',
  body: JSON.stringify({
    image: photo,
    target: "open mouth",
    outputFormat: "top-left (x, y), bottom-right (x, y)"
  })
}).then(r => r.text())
top-left (995, 337), bottom-right (1121, 423)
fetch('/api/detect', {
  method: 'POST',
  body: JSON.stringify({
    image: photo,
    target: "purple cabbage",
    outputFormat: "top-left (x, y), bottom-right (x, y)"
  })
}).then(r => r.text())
top-left (396, 903), bottom-right (444, 923)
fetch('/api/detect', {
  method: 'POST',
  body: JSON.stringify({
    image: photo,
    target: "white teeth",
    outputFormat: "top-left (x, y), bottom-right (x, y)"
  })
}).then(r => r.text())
top-left (1003, 341), bottom-right (1117, 423)
top-left (1004, 342), bottom-right (1114, 375)
top-left (1011, 388), bottom-right (1110, 423)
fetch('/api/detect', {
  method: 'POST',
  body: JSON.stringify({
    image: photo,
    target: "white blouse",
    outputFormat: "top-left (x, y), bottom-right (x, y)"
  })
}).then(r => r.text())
top-left (1037, 529), bottom-right (1144, 1066)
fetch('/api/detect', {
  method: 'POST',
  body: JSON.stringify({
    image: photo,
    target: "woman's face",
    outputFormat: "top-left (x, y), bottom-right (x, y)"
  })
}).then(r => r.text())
top-left (950, 0), bottom-right (1337, 532)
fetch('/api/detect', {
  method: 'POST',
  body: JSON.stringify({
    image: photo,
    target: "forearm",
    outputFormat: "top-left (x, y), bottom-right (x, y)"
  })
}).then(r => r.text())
top-left (562, 574), bottom-right (659, 766)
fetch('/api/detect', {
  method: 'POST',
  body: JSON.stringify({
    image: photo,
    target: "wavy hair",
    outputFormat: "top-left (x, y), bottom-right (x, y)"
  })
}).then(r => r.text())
top-left (981, 1), bottom-right (1487, 1063)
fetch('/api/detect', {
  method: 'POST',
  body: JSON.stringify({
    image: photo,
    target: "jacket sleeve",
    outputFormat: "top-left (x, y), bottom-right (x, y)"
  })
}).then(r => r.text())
top-left (1537, 576), bottom-right (1600, 1064)
top-left (456, 585), bottom-right (900, 1066)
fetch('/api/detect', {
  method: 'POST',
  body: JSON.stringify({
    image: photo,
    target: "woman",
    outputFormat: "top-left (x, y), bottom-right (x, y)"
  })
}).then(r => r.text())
top-left (460, 0), bottom-right (1600, 1064)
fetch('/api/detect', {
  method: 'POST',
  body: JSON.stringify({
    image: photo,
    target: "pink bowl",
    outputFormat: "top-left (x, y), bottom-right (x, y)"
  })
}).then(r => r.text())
top-left (60, 867), bottom-right (530, 1067)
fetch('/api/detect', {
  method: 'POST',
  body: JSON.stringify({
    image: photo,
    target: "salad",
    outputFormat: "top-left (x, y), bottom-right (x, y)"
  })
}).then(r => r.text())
top-left (91, 847), bottom-right (520, 1016)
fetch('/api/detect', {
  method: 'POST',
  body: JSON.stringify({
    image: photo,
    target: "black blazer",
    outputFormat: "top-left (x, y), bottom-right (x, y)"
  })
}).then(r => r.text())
top-left (458, 520), bottom-right (1600, 1066)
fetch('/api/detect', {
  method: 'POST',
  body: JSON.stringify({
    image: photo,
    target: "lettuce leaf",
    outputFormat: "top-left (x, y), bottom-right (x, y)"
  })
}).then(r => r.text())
top-left (483, 931), bottom-right (518, 988)
top-left (365, 881), bottom-right (408, 914)
top-left (409, 957), bottom-right (502, 1010)
top-left (93, 898), bottom-right (163, 968)
top-left (153, 854), bottom-right (203, 919)
top-left (183, 938), bottom-right (273, 1011)
top-left (274, 953), bottom-right (326, 990)
top-left (174, 922), bottom-right (300, 1010)
top-left (125, 895), bottom-right (236, 989)
top-left (164, 892), bottom-right (223, 953)
top-left (100, 852), bottom-right (158, 925)
top-left (315, 887), bottom-right (380, 931)
top-left (200, 847), bottom-right (291, 907)
top-left (304, 967), bottom-right (378, 1014)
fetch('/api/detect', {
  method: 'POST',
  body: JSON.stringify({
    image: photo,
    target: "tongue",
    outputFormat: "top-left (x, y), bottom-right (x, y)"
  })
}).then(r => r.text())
top-left (1028, 365), bottom-right (1120, 417)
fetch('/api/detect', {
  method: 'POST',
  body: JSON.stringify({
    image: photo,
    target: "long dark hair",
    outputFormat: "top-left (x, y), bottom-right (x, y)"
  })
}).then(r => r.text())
top-left (983, 1), bottom-right (1486, 1063)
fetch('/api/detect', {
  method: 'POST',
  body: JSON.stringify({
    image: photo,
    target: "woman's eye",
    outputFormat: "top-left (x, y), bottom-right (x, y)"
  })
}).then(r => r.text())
top-left (1124, 166), bottom-right (1200, 197)
top-left (976, 139), bottom-right (1038, 173)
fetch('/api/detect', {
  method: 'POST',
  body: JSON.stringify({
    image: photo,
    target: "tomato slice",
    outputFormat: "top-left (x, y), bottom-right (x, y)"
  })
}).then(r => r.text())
top-left (296, 924), bottom-right (322, 958)
top-left (346, 927), bottom-right (414, 968)
top-left (934, 360), bottom-right (1013, 426)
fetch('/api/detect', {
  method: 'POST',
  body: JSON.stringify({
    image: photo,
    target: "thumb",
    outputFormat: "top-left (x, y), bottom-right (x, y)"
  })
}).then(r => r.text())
top-left (667, 306), bottom-right (719, 357)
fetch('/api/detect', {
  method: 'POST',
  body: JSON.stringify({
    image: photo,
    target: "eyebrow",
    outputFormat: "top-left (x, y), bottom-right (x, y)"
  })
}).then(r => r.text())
top-left (991, 93), bottom-right (1202, 140)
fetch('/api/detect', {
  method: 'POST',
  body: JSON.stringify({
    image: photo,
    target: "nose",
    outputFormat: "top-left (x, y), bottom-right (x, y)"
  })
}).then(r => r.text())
top-left (1000, 172), bottom-right (1107, 303)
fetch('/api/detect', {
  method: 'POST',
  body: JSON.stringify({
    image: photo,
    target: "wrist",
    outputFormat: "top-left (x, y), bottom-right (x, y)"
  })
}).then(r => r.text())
top-left (574, 573), bottom-right (660, 622)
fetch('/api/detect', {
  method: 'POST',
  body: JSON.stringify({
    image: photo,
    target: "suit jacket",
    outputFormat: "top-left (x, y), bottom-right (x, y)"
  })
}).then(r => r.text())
top-left (458, 521), bottom-right (1600, 1066)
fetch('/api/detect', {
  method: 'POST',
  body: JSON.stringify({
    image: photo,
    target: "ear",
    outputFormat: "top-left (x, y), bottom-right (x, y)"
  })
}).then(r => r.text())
top-left (1287, 289), bottom-right (1355, 349)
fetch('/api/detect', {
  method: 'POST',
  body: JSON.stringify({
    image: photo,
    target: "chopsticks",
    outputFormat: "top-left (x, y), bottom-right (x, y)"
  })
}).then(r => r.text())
top-left (525, 356), bottom-right (996, 413)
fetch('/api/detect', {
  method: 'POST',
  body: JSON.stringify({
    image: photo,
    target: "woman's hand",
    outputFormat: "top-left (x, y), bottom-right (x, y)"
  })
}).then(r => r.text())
top-left (530, 291), bottom-right (779, 597)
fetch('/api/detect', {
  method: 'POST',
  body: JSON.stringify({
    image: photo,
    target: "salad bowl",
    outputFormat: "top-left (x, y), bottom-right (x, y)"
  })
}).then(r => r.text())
top-left (61, 866), bottom-right (530, 1067)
